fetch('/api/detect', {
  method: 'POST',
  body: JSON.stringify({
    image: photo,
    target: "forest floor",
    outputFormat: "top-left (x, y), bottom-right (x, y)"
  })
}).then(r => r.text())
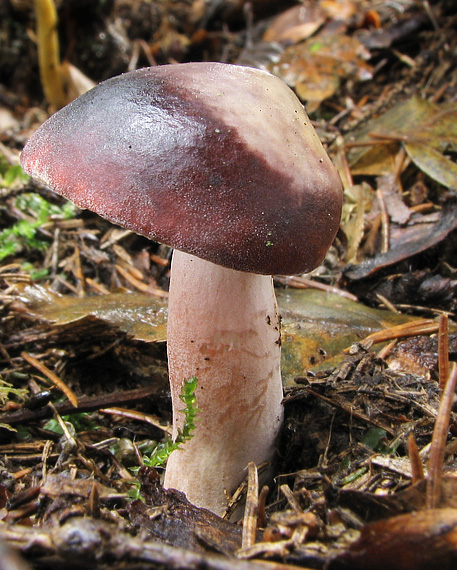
top-left (1, 1), bottom-right (457, 569)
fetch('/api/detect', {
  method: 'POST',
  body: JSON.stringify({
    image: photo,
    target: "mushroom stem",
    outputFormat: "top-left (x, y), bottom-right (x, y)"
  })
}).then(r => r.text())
top-left (164, 250), bottom-right (283, 515)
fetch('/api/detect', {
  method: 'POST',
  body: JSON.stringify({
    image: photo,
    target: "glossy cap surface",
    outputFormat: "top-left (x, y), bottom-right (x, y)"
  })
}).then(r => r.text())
top-left (21, 62), bottom-right (342, 275)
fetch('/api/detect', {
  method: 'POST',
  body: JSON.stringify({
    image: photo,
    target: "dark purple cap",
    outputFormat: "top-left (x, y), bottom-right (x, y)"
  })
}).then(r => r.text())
top-left (21, 62), bottom-right (342, 275)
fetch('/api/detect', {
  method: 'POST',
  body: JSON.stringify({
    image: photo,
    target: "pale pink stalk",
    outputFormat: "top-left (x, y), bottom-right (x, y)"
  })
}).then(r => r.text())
top-left (164, 251), bottom-right (283, 514)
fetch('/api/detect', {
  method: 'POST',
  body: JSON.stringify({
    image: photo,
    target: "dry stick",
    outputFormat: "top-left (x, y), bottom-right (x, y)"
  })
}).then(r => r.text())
top-left (335, 134), bottom-right (353, 189)
top-left (256, 485), bottom-right (270, 529)
top-left (34, 0), bottom-right (66, 109)
top-left (0, 385), bottom-right (163, 426)
top-left (150, 253), bottom-right (170, 267)
top-left (241, 462), bottom-right (259, 551)
top-left (224, 479), bottom-right (247, 520)
top-left (115, 263), bottom-right (169, 298)
top-left (20, 351), bottom-right (78, 407)
top-left (344, 139), bottom-right (398, 149)
top-left (426, 362), bottom-right (457, 509)
top-left (119, 261), bottom-right (145, 283)
top-left (41, 439), bottom-right (53, 484)
top-left (422, 0), bottom-right (440, 31)
top-left (408, 431), bottom-right (425, 485)
top-left (276, 275), bottom-right (358, 301)
top-left (72, 245), bottom-right (85, 297)
top-left (88, 482), bottom-right (101, 519)
top-left (280, 484), bottom-right (302, 513)
top-left (369, 132), bottom-right (409, 142)
top-left (47, 402), bottom-right (76, 444)
top-left (85, 277), bottom-right (111, 295)
top-left (377, 338), bottom-right (398, 360)
top-left (376, 188), bottom-right (390, 254)
top-left (303, 386), bottom-right (395, 436)
top-left (100, 407), bottom-right (172, 434)
top-left (100, 228), bottom-right (132, 249)
top-left (358, 319), bottom-right (439, 349)
top-left (438, 313), bottom-right (449, 390)
top-left (393, 146), bottom-right (408, 181)
top-left (376, 293), bottom-right (400, 314)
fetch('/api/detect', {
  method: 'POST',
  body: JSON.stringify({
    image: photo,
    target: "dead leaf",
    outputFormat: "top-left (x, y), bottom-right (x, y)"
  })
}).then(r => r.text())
top-left (269, 33), bottom-right (372, 112)
top-left (344, 200), bottom-right (457, 280)
top-left (341, 183), bottom-right (376, 263)
top-left (348, 96), bottom-right (457, 190)
top-left (15, 285), bottom-right (167, 342)
top-left (263, 4), bottom-right (325, 44)
top-left (404, 140), bottom-right (457, 190)
top-left (278, 288), bottom-right (416, 382)
top-left (377, 173), bottom-right (411, 225)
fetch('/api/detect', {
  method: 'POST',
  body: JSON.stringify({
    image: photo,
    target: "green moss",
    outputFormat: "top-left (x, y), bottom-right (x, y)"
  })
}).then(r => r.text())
top-left (142, 376), bottom-right (199, 468)
top-left (0, 190), bottom-right (76, 262)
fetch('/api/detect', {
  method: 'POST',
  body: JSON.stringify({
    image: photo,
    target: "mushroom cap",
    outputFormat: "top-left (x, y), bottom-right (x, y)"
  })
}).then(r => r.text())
top-left (21, 62), bottom-right (342, 275)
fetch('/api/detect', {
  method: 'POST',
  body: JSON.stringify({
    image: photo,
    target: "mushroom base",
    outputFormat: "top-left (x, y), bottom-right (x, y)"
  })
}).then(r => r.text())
top-left (164, 251), bottom-right (284, 516)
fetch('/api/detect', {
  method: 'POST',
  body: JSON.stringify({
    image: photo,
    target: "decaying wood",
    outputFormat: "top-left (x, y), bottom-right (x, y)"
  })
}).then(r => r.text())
top-left (0, 517), bottom-right (305, 570)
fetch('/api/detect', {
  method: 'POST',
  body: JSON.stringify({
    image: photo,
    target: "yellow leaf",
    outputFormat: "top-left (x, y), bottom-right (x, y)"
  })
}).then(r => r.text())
top-left (405, 140), bottom-right (457, 190)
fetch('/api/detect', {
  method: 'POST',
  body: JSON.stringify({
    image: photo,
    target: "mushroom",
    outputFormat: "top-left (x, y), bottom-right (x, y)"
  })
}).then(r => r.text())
top-left (21, 62), bottom-right (343, 515)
